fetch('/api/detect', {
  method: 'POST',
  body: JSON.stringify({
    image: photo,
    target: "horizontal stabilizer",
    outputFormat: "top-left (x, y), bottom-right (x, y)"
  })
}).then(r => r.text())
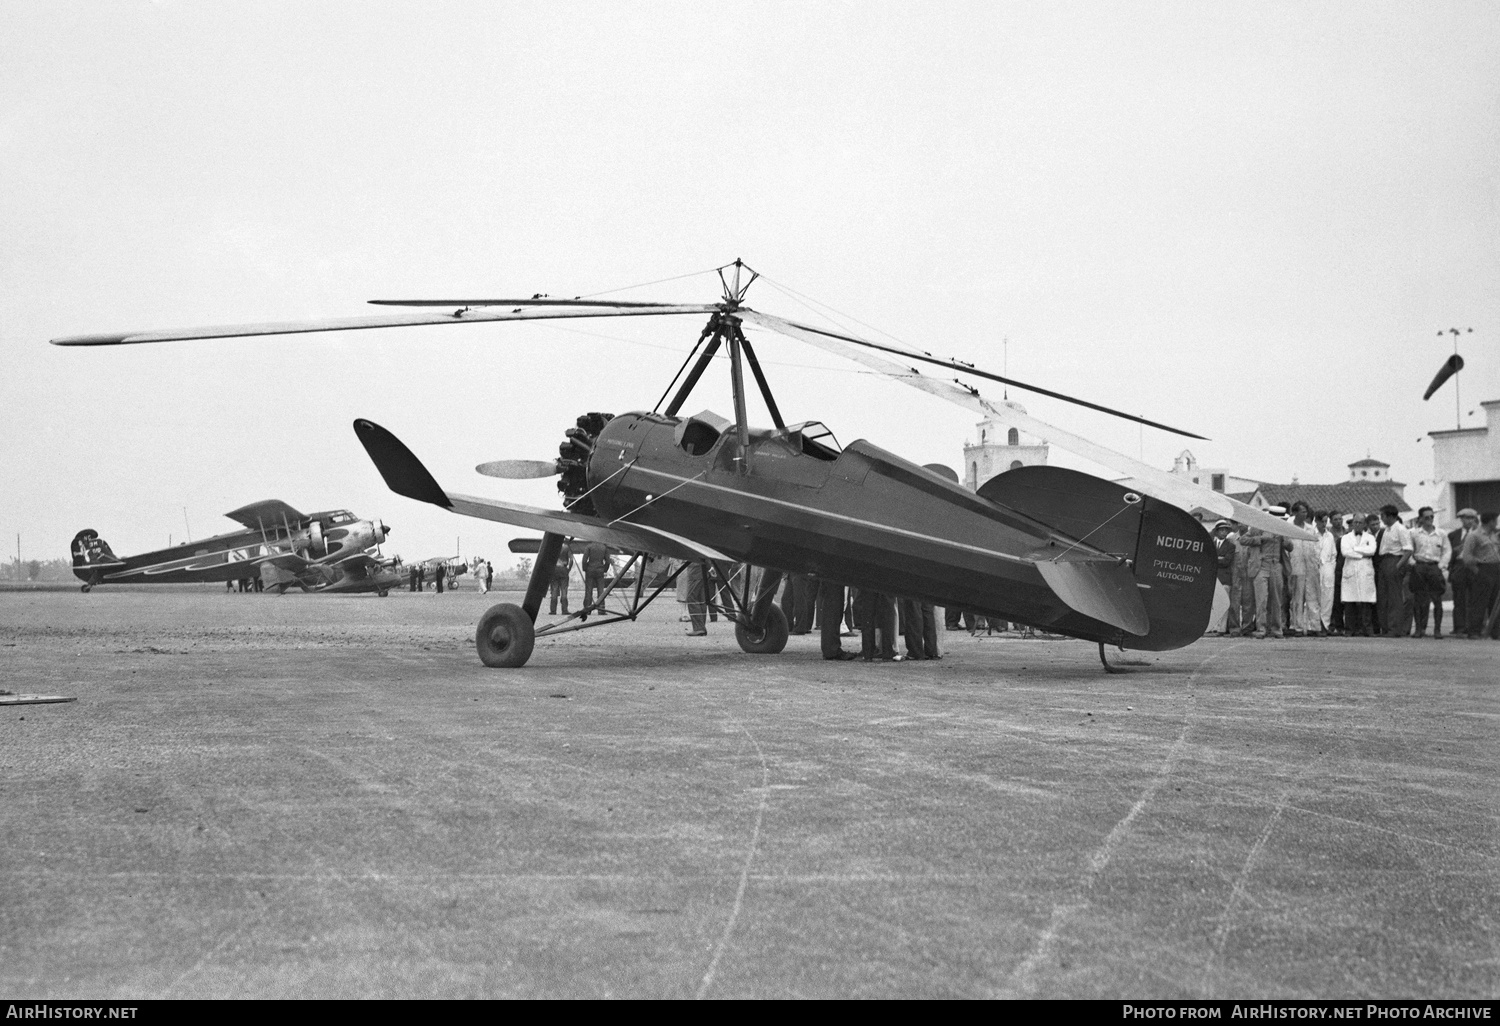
top-left (353, 420), bottom-right (452, 508)
top-left (1033, 559), bottom-right (1149, 636)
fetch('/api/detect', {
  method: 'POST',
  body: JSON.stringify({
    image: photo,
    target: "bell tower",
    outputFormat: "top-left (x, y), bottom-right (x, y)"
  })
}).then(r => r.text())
top-left (963, 402), bottom-right (1049, 491)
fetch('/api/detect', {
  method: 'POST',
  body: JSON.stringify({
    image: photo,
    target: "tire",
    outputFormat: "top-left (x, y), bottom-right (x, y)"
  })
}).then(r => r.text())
top-left (80, 584), bottom-right (91, 593)
top-left (735, 602), bottom-right (789, 654)
top-left (475, 603), bottom-right (535, 668)
top-left (377, 588), bottom-right (388, 598)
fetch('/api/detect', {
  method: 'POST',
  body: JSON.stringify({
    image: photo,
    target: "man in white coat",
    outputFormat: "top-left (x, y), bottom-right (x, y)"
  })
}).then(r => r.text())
top-left (1340, 515), bottom-right (1378, 636)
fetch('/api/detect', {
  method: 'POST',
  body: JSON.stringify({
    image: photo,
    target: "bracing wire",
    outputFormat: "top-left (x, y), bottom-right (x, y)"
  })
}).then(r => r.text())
top-left (577, 267), bottom-right (721, 300)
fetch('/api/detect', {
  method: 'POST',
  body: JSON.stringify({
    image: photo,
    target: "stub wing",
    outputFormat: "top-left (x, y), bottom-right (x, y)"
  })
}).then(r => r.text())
top-left (352, 419), bottom-right (731, 564)
top-left (444, 493), bottom-right (733, 564)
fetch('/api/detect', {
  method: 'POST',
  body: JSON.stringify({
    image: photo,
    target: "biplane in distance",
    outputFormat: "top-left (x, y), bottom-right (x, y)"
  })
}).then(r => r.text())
top-left (71, 500), bottom-right (395, 595)
top-left (54, 261), bottom-right (1310, 665)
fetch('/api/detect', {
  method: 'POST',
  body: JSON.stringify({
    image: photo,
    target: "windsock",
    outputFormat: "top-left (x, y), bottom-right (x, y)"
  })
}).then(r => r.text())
top-left (1422, 353), bottom-right (1464, 401)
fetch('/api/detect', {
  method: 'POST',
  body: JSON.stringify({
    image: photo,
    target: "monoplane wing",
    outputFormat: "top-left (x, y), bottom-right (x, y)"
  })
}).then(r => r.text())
top-left (353, 419), bottom-right (732, 563)
top-left (737, 309), bottom-right (1312, 541)
top-left (50, 304), bottom-right (719, 346)
top-left (225, 500), bottom-right (308, 530)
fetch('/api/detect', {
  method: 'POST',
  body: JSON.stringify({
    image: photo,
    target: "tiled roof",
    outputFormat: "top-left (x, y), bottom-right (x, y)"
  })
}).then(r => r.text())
top-left (1347, 458), bottom-right (1390, 468)
top-left (1255, 482), bottom-right (1410, 515)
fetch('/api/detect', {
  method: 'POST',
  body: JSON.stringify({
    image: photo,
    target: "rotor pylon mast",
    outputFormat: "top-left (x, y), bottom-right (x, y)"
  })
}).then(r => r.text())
top-left (717, 260), bottom-right (760, 471)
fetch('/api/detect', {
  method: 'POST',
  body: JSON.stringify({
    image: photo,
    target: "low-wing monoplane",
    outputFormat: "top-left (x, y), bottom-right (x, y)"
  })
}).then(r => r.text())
top-left (70, 500), bottom-right (395, 595)
top-left (54, 261), bottom-right (1309, 664)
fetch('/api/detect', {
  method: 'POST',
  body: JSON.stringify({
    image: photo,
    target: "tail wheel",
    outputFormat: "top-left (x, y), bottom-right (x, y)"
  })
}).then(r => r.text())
top-left (476, 603), bottom-right (535, 668)
top-left (735, 602), bottom-right (789, 655)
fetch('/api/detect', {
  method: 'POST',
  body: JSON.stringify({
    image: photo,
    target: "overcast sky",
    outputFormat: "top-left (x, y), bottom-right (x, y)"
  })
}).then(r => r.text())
top-left (3, 0), bottom-right (1497, 567)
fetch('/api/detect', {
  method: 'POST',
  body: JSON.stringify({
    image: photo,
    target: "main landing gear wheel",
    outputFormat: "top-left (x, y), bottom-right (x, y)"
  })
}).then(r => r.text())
top-left (80, 584), bottom-right (91, 593)
top-left (377, 588), bottom-right (389, 597)
top-left (476, 603), bottom-right (535, 668)
top-left (735, 602), bottom-right (789, 655)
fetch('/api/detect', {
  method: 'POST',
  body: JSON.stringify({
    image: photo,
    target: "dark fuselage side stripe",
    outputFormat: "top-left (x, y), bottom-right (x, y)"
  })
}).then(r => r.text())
top-left (623, 465), bottom-right (1038, 567)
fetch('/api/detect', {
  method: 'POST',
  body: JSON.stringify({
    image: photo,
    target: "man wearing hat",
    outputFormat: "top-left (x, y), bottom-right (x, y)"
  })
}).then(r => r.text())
top-left (1210, 521), bottom-right (1236, 634)
top-left (1457, 511), bottom-right (1500, 639)
top-left (1409, 506), bottom-right (1452, 638)
top-left (1449, 509), bottom-right (1479, 634)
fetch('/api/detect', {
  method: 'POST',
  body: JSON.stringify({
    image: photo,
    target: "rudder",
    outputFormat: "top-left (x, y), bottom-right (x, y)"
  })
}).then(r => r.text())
top-left (978, 466), bottom-right (1214, 650)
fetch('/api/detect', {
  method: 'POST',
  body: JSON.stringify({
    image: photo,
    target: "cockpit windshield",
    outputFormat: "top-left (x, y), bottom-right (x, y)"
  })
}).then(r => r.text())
top-left (783, 422), bottom-right (842, 462)
top-left (328, 510), bottom-right (358, 525)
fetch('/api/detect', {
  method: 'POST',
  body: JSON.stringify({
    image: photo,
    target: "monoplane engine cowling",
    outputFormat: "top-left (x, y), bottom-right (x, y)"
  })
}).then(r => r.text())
top-left (307, 520), bottom-right (327, 558)
top-left (557, 412), bottom-right (613, 517)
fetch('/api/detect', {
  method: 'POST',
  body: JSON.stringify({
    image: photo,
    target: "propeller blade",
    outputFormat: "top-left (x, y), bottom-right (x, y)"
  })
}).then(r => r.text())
top-left (50, 304), bottom-right (719, 346)
top-left (476, 460), bottom-right (560, 479)
top-left (735, 309), bottom-right (1206, 440)
top-left (1422, 353), bottom-right (1464, 401)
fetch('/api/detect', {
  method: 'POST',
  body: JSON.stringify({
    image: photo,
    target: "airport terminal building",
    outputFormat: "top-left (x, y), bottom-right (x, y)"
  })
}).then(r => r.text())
top-left (1430, 399), bottom-right (1500, 526)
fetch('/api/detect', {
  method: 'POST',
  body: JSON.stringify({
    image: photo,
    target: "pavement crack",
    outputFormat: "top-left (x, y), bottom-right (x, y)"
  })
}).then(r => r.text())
top-left (695, 719), bottom-right (770, 1000)
top-left (996, 642), bottom-right (1242, 997)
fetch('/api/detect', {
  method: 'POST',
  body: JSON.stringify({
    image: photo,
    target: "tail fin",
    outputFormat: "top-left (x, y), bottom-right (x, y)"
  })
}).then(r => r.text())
top-left (979, 466), bottom-right (1215, 650)
top-left (71, 529), bottom-right (119, 567)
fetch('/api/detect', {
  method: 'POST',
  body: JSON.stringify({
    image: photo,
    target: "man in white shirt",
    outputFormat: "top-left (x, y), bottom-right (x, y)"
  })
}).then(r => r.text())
top-left (1409, 506), bottom-right (1452, 638)
top-left (1375, 504), bottom-right (1413, 636)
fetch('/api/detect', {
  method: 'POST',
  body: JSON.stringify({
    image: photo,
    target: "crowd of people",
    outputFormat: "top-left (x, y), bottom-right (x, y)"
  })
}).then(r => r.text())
top-left (1209, 503), bottom-right (1500, 641)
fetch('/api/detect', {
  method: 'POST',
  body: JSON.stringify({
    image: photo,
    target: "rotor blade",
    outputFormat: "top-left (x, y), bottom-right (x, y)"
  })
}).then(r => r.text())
top-left (50, 304), bottom-right (719, 346)
top-left (736, 309), bottom-right (1311, 541)
top-left (476, 460), bottom-right (560, 479)
top-left (369, 298), bottom-right (705, 309)
top-left (735, 309), bottom-right (1205, 440)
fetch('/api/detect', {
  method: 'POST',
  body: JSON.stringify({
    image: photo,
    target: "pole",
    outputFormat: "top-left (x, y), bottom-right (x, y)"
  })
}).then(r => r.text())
top-left (183, 507), bottom-right (192, 543)
top-left (1454, 329), bottom-right (1461, 431)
